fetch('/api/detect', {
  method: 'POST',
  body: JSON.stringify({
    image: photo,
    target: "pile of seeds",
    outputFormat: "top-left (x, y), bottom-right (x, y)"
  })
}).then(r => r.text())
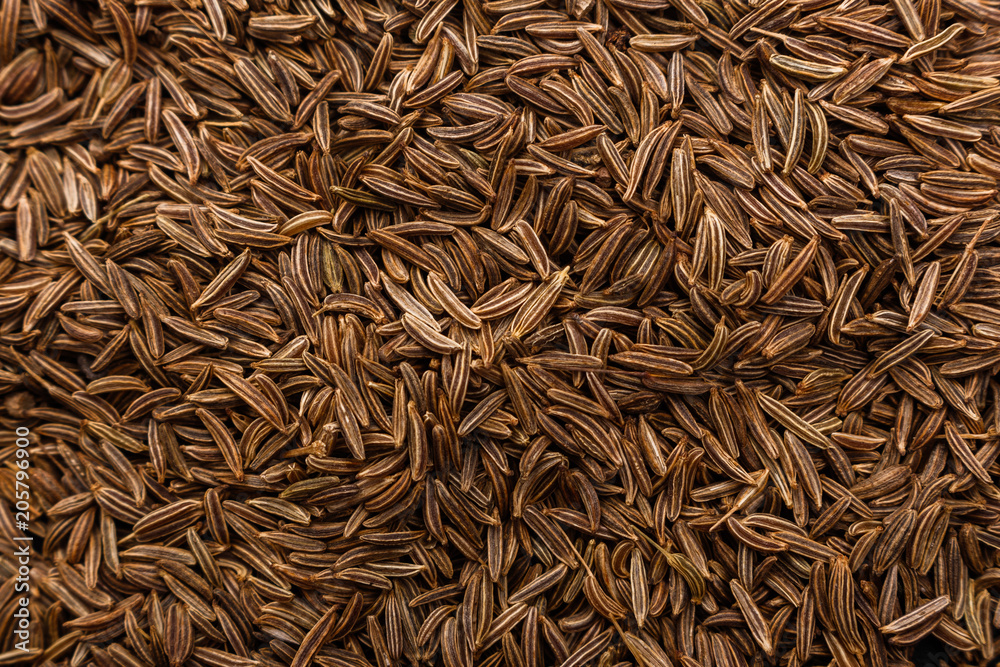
top-left (3, 0), bottom-right (1000, 663)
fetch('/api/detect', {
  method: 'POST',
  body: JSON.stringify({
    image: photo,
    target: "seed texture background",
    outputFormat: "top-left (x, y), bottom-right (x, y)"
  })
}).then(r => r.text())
top-left (1, 0), bottom-right (1000, 665)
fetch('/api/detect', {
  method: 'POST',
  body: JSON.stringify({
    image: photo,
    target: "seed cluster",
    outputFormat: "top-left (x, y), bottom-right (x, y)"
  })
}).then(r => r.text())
top-left (2, 0), bottom-right (1000, 665)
